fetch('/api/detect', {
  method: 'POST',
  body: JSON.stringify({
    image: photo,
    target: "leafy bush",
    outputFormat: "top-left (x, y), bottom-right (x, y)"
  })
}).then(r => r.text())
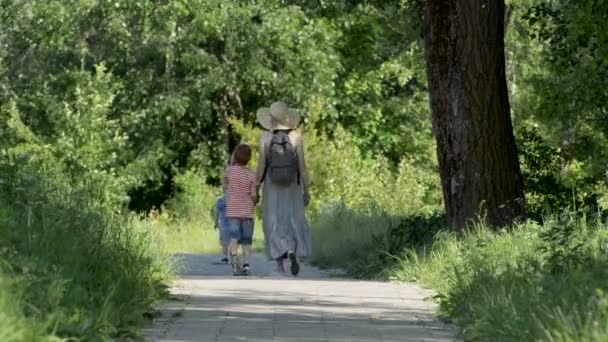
top-left (508, 0), bottom-right (608, 221)
top-left (309, 202), bottom-right (398, 277)
top-left (372, 213), bottom-right (445, 264)
top-left (517, 122), bottom-right (607, 220)
top-left (0, 147), bottom-right (171, 340)
top-left (517, 123), bottom-right (571, 219)
top-left (0, 97), bottom-right (171, 339)
top-left (144, 170), bottom-right (241, 254)
top-left (537, 211), bottom-right (592, 273)
top-left (165, 170), bottom-right (221, 225)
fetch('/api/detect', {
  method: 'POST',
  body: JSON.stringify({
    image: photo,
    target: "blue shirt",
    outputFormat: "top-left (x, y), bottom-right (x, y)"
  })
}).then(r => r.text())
top-left (215, 197), bottom-right (229, 229)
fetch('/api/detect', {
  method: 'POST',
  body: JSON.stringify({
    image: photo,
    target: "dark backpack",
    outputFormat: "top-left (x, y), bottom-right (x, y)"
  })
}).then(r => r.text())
top-left (263, 131), bottom-right (299, 186)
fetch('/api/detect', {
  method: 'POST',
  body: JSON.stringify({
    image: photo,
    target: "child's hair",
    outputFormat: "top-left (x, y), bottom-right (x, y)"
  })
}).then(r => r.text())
top-left (232, 144), bottom-right (252, 166)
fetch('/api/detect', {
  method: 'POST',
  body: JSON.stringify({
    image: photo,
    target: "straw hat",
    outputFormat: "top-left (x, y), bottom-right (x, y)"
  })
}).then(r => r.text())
top-left (256, 101), bottom-right (301, 131)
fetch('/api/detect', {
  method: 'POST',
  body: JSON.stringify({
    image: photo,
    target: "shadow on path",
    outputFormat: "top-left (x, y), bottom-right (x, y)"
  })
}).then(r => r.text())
top-left (144, 253), bottom-right (459, 342)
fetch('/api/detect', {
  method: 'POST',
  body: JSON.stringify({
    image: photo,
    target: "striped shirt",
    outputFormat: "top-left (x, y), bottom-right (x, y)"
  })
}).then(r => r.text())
top-left (225, 165), bottom-right (257, 218)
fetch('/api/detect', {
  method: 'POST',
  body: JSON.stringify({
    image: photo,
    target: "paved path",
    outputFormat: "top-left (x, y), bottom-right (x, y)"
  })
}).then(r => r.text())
top-left (144, 254), bottom-right (458, 342)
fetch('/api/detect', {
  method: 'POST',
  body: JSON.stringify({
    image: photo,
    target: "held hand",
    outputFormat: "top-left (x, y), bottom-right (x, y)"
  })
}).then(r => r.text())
top-left (303, 192), bottom-right (311, 207)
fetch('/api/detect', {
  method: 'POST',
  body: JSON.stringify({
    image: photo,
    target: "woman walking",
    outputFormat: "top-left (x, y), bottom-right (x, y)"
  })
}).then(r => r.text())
top-left (256, 101), bottom-right (312, 276)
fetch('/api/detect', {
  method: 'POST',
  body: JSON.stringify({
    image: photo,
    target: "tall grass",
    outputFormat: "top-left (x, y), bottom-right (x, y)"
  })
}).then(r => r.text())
top-left (405, 216), bottom-right (608, 342)
top-left (0, 272), bottom-right (57, 342)
top-left (310, 202), bottom-right (399, 273)
top-left (312, 199), bottom-right (608, 341)
top-left (0, 149), bottom-right (172, 340)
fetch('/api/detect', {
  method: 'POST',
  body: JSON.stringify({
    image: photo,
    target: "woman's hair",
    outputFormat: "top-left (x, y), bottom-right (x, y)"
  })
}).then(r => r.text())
top-left (232, 144), bottom-right (252, 166)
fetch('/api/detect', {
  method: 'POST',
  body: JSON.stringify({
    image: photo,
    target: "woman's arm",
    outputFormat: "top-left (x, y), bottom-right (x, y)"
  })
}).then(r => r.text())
top-left (256, 133), bottom-right (268, 186)
top-left (294, 132), bottom-right (310, 204)
top-left (250, 176), bottom-right (258, 204)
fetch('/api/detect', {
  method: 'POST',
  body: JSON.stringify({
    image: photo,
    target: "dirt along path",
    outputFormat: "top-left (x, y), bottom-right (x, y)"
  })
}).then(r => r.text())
top-left (143, 253), bottom-right (459, 342)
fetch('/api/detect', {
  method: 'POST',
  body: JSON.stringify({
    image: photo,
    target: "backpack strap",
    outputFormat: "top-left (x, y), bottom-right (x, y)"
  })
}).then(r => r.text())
top-left (259, 131), bottom-right (279, 184)
top-left (260, 154), bottom-right (269, 184)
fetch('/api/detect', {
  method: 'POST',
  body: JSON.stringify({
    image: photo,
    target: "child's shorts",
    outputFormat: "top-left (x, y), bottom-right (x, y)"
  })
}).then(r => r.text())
top-left (227, 218), bottom-right (254, 245)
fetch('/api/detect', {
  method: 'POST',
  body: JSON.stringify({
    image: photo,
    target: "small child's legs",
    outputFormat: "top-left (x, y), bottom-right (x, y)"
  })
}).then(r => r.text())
top-left (219, 227), bottom-right (230, 262)
top-left (229, 238), bottom-right (240, 260)
top-left (239, 220), bottom-right (254, 266)
top-left (227, 218), bottom-right (254, 275)
top-left (228, 238), bottom-right (240, 274)
top-left (241, 244), bottom-right (252, 265)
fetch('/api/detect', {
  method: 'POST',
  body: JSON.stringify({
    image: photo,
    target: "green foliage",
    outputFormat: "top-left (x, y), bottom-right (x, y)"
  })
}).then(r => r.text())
top-left (537, 211), bottom-right (591, 273)
top-left (1, 0), bottom-right (607, 338)
top-left (508, 0), bottom-right (608, 216)
top-left (1, 0), bottom-right (437, 210)
top-left (1, 0), bottom-right (345, 208)
top-left (0, 98), bottom-right (170, 340)
top-left (517, 121), bottom-right (606, 220)
top-left (517, 122), bottom-right (571, 218)
top-left (305, 1), bottom-right (432, 165)
top-left (371, 213), bottom-right (445, 264)
top-left (0, 272), bottom-right (59, 342)
top-left (383, 217), bottom-right (608, 341)
top-left (166, 170), bottom-right (221, 224)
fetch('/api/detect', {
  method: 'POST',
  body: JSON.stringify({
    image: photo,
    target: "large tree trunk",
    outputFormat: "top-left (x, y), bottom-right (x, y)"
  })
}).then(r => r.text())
top-left (424, 0), bottom-right (525, 230)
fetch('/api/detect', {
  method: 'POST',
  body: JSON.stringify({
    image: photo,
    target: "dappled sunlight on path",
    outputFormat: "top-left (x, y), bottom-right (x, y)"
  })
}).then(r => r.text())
top-left (144, 254), bottom-right (458, 342)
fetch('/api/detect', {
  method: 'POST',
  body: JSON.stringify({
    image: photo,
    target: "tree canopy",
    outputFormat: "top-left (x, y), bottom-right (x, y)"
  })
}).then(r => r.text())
top-left (1, 0), bottom-right (606, 217)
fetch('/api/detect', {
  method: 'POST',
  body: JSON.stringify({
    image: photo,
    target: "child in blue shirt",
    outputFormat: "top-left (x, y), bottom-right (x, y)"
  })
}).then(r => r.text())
top-left (214, 196), bottom-right (230, 263)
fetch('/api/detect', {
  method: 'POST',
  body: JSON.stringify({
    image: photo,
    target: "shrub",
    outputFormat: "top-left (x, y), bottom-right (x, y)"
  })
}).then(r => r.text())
top-left (309, 202), bottom-right (398, 277)
top-left (0, 109), bottom-right (171, 339)
top-left (145, 170), bottom-right (228, 254)
top-left (517, 122), bottom-right (607, 220)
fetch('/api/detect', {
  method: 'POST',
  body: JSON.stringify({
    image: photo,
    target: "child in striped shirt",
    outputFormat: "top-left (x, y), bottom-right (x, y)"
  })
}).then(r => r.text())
top-left (224, 143), bottom-right (258, 276)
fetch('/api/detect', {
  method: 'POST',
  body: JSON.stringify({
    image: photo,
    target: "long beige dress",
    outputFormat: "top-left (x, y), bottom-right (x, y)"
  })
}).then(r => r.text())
top-left (256, 130), bottom-right (312, 260)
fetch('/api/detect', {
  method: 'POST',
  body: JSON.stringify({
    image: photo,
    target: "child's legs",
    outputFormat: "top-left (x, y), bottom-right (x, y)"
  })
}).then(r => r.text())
top-left (239, 219), bottom-right (254, 265)
top-left (227, 219), bottom-right (242, 259)
top-left (219, 226), bottom-right (230, 256)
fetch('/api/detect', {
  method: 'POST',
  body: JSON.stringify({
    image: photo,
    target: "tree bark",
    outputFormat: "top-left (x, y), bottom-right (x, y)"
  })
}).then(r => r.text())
top-left (424, 0), bottom-right (526, 230)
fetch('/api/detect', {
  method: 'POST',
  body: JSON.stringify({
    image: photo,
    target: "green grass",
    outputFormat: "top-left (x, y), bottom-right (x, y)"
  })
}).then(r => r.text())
top-left (310, 202), bottom-right (398, 274)
top-left (392, 217), bottom-right (608, 341)
top-left (311, 203), bottom-right (608, 341)
top-left (0, 272), bottom-right (56, 342)
top-left (146, 217), bottom-right (224, 254)
top-left (148, 216), bottom-right (265, 255)
top-left (0, 156), bottom-right (173, 341)
top-left (155, 170), bottom-right (265, 255)
top-left (310, 201), bottom-right (444, 278)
